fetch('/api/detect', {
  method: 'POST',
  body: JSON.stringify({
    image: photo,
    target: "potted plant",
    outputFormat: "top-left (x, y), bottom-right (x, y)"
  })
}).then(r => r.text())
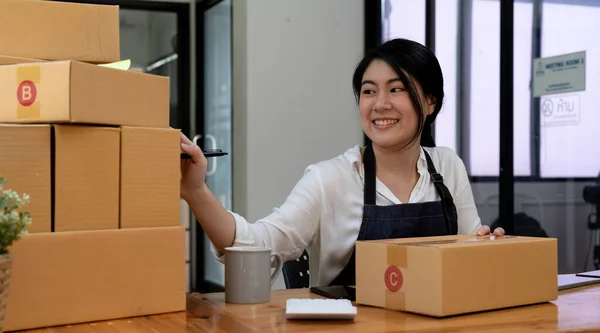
top-left (0, 177), bottom-right (31, 331)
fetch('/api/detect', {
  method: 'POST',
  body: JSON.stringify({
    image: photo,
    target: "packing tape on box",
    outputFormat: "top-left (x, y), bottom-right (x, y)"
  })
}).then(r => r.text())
top-left (385, 245), bottom-right (407, 310)
top-left (16, 64), bottom-right (41, 119)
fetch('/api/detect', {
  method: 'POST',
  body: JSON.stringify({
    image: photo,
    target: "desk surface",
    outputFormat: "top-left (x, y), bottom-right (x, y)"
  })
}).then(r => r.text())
top-left (21, 284), bottom-right (600, 333)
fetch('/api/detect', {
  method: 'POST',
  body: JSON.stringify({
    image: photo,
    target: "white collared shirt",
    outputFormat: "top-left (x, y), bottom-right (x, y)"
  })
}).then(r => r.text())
top-left (212, 145), bottom-right (482, 287)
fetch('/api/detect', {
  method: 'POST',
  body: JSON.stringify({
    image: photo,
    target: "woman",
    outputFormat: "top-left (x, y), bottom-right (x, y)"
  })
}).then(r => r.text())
top-left (180, 38), bottom-right (504, 287)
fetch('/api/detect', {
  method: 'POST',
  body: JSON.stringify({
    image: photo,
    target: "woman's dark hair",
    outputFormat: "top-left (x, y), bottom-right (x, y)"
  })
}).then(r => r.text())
top-left (352, 38), bottom-right (444, 147)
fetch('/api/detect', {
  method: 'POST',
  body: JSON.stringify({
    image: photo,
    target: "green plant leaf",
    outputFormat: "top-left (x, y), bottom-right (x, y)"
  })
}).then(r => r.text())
top-left (0, 176), bottom-right (31, 254)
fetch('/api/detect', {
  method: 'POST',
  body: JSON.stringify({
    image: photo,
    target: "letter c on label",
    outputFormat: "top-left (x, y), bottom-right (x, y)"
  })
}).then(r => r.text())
top-left (384, 265), bottom-right (403, 292)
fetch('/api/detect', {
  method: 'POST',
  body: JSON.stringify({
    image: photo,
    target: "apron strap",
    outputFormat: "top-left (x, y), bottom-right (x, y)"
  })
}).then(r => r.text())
top-left (363, 143), bottom-right (377, 205)
top-left (423, 150), bottom-right (459, 235)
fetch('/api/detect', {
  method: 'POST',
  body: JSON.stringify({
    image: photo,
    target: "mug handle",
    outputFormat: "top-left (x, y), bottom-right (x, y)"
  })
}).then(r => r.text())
top-left (270, 253), bottom-right (283, 287)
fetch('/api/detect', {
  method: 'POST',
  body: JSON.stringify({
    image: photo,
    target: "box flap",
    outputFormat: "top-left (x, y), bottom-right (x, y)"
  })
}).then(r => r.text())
top-left (0, 55), bottom-right (42, 65)
top-left (362, 235), bottom-right (554, 248)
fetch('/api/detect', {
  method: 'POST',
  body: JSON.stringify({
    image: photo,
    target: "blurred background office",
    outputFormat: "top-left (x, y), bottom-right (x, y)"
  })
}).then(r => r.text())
top-left (55, 0), bottom-right (600, 292)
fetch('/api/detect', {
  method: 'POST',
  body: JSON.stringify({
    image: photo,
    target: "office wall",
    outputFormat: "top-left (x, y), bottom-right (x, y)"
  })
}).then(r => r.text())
top-left (231, 0), bottom-right (365, 289)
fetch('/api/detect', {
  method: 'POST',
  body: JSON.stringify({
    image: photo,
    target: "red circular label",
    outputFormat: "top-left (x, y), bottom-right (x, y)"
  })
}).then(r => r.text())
top-left (17, 80), bottom-right (37, 107)
top-left (384, 265), bottom-right (403, 292)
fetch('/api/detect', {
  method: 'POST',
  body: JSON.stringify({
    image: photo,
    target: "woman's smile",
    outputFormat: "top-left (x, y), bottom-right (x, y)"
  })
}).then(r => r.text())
top-left (373, 118), bottom-right (399, 130)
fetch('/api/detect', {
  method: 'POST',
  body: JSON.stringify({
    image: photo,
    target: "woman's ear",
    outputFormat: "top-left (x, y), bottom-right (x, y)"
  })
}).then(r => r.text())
top-left (426, 96), bottom-right (436, 116)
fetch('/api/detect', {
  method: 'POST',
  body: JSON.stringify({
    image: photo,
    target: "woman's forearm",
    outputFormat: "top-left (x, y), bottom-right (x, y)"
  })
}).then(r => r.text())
top-left (185, 185), bottom-right (236, 252)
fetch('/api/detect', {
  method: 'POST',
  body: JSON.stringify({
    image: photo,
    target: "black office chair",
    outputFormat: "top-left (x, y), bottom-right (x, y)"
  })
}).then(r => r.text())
top-left (282, 249), bottom-right (310, 289)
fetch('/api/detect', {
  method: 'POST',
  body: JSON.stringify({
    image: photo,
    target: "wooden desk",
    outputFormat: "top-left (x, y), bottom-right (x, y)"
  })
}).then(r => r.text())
top-left (20, 285), bottom-right (600, 333)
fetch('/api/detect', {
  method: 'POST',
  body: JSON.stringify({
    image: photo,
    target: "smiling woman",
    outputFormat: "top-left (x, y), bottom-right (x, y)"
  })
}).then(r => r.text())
top-left (179, 37), bottom-right (504, 288)
top-left (353, 39), bottom-right (443, 151)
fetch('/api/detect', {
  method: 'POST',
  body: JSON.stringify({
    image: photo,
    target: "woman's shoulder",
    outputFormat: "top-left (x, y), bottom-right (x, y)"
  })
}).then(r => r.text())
top-left (302, 145), bottom-right (362, 183)
top-left (422, 146), bottom-right (470, 195)
top-left (422, 146), bottom-right (467, 173)
top-left (309, 145), bottom-right (362, 172)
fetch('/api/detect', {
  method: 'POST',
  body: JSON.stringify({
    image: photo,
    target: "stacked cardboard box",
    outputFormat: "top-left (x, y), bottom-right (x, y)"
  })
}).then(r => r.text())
top-left (0, 0), bottom-right (186, 331)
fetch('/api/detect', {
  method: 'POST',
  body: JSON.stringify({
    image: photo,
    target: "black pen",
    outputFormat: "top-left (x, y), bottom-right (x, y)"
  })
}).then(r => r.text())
top-left (181, 149), bottom-right (228, 159)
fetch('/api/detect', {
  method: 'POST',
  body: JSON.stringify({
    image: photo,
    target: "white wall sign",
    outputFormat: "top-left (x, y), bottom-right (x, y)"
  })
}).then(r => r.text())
top-left (533, 51), bottom-right (586, 97)
top-left (540, 94), bottom-right (580, 127)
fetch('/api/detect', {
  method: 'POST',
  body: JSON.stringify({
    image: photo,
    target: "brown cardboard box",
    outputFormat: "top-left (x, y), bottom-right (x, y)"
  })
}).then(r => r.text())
top-left (0, 55), bottom-right (41, 65)
top-left (120, 126), bottom-right (181, 228)
top-left (0, 0), bottom-right (119, 63)
top-left (54, 125), bottom-right (120, 231)
top-left (0, 125), bottom-right (50, 233)
top-left (0, 60), bottom-right (169, 128)
top-left (0, 124), bottom-right (120, 233)
top-left (4, 226), bottom-right (186, 332)
top-left (356, 235), bottom-right (558, 317)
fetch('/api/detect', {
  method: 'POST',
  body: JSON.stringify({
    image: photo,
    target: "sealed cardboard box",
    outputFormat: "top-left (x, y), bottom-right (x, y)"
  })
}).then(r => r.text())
top-left (120, 126), bottom-right (181, 228)
top-left (0, 124), bottom-right (120, 232)
top-left (356, 235), bottom-right (558, 317)
top-left (0, 0), bottom-right (119, 63)
top-left (4, 226), bottom-right (186, 332)
top-left (0, 60), bottom-right (169, 128)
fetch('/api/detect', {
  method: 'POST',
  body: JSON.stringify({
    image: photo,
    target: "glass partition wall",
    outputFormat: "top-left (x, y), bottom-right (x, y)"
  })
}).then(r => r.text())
top-left (369, 0), bottom-right (600, 273)
top-left (195, 0), bottom-right (232, 291)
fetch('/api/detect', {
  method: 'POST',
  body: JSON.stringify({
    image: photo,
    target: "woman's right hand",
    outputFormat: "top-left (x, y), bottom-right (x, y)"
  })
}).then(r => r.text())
top-left (180, 132), bottom-right (208, 201)
top-left (179, 132), bottom-right (236, 251)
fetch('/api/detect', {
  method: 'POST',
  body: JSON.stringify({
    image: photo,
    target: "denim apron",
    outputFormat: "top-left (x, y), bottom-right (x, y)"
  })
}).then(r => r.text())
top-left (329, 143), bottom-right (459, 286)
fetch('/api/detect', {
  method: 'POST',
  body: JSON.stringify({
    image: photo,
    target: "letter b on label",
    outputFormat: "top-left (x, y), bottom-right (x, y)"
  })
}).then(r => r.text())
top-left (17, 80), bottom-right (37, 107)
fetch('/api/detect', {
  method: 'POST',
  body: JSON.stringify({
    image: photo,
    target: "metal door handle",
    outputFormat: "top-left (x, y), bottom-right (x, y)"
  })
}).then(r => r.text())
top-left (193, 134), bottom-right (218, 176)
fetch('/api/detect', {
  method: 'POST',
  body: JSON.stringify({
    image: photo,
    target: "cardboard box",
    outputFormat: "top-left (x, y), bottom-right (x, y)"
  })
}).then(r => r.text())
top-left (4, 226), bottom-right (186, 332)
top-left (0, 125), bottom-right (51, 233)
top-left (0, 124), bottom-right (120, 232)
top-left (0, 55), bottom-right (41, 66)
top-left (356, 235), bottom-right (558, 317)
top-left (0, 60), bottom-right (169, 128)
top-left (0, 0), bottom-right (119, 63)
top-left (120, 126), bottom-right (181, 228)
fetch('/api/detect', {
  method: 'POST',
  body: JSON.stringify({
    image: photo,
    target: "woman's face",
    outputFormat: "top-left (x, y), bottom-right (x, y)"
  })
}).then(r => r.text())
top-left (358, 59), bottom-right (433, 149)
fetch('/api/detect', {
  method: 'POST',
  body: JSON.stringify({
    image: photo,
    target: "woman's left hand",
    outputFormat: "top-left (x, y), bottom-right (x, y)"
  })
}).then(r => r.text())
top-left (476, 225), bottom-right (505, 236)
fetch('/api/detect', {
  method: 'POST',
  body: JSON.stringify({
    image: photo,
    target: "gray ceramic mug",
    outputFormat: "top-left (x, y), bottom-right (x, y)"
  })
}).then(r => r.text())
top-left (224, 246), bottom-right (283, 304)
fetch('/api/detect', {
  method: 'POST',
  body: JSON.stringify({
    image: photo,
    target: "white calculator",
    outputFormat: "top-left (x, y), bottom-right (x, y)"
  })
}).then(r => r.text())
top-left (285, 298), bottom-right (358, 320)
